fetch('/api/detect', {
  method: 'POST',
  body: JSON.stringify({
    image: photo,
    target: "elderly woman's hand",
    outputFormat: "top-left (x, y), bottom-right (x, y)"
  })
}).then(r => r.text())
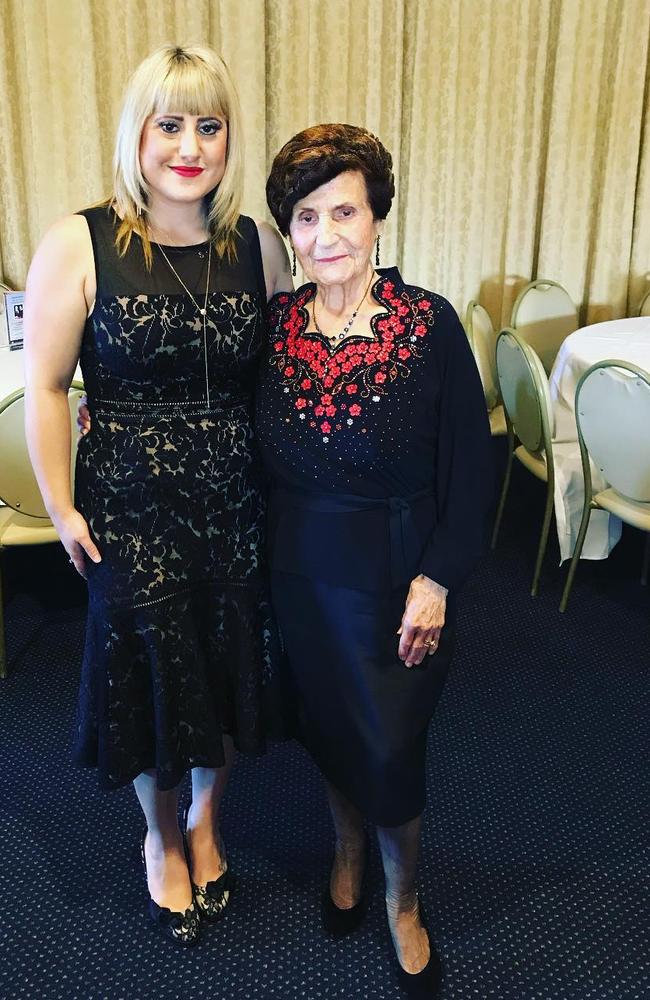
top-left (77, 395), bottom-right (91, 435)
top-left (397, 574), bottom-right (448, 668)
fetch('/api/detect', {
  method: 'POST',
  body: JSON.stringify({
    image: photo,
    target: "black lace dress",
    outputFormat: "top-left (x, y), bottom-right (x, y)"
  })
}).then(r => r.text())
top-left (72, 206), bottom-right (285, 790)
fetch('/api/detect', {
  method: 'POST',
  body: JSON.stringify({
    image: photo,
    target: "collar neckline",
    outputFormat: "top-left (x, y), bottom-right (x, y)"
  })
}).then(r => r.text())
top-left (297, 266), bottom-right (403, 306)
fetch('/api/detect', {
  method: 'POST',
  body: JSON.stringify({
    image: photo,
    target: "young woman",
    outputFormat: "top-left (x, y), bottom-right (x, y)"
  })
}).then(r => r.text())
top-left (24, 44), bottom-right (292, 946)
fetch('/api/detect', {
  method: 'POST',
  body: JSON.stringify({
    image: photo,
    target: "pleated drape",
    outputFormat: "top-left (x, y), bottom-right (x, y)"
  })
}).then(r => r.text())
top-left (0, 0), bottom-right (648, 320)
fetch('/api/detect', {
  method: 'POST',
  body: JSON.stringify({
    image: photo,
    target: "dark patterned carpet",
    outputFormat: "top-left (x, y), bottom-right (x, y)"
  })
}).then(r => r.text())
top-left (1, 454), bottom-right (648, 1000)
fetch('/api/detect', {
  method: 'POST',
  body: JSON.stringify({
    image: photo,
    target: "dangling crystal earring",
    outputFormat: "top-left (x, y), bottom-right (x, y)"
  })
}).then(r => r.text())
top-left (291, 246), bottom-right (297, 277)
top-left (375, 235), bottom-right (381, 267)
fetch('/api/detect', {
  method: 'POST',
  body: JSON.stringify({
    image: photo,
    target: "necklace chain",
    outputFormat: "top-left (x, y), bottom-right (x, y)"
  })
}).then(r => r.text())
top-left (153, 236), bottom-right (213, 408)
top-left (313, 271), bottom-right (376, 343)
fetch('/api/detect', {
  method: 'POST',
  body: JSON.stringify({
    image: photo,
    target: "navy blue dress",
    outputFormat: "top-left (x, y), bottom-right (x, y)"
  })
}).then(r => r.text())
top-left (73, 206), bottom-right (285, 790)
top-left (255, 268), bottom-right (493, 826)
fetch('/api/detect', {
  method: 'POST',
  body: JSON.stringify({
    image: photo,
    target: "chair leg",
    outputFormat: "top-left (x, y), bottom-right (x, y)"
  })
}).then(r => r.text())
top-left (531, 477), bottom-right (554, 597)
top-left (491, 430), bottom-right (514, 549)
top-left (641, 534), bottom-right (650, 587)
top-left (559, 501), bottom-right (594, 612)
top-left (0, 553), bottom-right (6, 679)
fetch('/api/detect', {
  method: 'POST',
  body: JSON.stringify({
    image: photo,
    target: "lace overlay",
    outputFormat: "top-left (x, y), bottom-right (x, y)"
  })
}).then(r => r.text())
top-left (72, 209), bottom-right (286, 790)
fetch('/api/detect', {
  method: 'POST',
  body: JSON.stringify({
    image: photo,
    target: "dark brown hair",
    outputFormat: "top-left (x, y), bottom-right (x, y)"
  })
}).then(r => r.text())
top-left (266, 123), bottom-right (395, 235)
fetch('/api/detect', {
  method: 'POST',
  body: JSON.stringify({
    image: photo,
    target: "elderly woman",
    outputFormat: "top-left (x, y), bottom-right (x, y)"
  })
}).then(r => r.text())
top-left (257, 125), bottom-right (492, 996)
top-left (24, 45), bottom-right (291, 946)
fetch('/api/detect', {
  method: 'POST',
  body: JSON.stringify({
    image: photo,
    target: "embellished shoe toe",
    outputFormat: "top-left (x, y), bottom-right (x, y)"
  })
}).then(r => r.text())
top-left (182, 802), bottom-right (234, 923)
top-left (140, 828), bottom-right (201, 948)
top-left (192, 870), bottom-right (233, 923)
top-left (147, 897), bottom-right (202, 946)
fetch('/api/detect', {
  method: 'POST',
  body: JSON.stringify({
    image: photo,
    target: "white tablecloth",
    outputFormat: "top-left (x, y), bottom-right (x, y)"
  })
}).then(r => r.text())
top-left (549, 317), bottom-right (650, 562)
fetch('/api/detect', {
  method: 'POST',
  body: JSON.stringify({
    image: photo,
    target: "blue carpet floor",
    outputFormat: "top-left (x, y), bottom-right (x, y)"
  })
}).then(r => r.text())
top-left (1, 457), bottom-right (648, 1000)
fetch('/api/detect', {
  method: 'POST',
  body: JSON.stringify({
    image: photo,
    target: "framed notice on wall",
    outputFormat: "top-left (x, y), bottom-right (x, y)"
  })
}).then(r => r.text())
top-left (1, 291), bottom-right (24, 350)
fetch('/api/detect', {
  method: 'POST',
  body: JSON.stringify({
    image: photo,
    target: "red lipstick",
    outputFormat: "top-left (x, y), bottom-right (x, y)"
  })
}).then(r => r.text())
top-left (170, 166), bottom-right (204, 177)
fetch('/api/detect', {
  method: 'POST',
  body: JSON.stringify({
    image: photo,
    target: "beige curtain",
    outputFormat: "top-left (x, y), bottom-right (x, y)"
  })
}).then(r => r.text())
top-left (1, 0), bottom-right (649, 324)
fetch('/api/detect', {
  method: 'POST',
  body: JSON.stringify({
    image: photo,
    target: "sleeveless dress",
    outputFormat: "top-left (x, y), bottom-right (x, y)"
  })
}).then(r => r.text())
top-left (255, 271), bottom-right (493, 826)
top-left (72, 206), bottom-right (285, 790)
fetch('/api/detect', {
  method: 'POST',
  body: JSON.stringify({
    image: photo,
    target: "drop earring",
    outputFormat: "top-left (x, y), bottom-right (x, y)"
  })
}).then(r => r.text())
top-left (375, 235), bottom-right (381, 267)
top-left (291, 247), bottom-right (297, 277)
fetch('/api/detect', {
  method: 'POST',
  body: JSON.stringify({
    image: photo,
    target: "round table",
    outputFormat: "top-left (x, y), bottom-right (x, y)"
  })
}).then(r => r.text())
top-left (549, 317), bottom-right (650, 562)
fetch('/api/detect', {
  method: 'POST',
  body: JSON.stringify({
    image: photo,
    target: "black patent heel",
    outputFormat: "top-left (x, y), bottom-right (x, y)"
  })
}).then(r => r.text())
top-left (393, 900), bottom-right (442, 998)
top-left (321, 832), bottom-right (369, 938)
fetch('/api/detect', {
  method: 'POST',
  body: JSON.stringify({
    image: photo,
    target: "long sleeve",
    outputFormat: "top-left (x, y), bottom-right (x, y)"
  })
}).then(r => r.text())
top-left (418, 301), bottom-right (494, 592)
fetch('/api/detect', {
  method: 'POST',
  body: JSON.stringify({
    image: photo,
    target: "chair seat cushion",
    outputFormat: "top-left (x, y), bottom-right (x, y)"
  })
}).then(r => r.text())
top-left (594, 488), bottom-right (650, 531)
top-left (0, 506), bottom-right (59, 546)
top-left (515, 444), bottom-right (548, 482)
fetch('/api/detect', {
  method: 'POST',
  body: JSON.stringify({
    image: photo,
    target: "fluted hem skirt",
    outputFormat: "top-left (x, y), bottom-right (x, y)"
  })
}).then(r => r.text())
top-left (73, 580), bottom-right (290, 790)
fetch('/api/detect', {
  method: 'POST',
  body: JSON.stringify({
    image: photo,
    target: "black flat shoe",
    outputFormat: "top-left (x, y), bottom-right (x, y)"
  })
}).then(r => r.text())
top-left (140, 828), bottom-right (201, 947)
top-left (393, 902), bottom-right (442, 998)
top-left (181, 802), bottom-right (233, 923)
top-left (321, 833), bottom-right (369, 938)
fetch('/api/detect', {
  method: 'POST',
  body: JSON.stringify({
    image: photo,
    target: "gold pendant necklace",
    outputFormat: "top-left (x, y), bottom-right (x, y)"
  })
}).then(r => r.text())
top-left (313, 270), bottom-right (376, 343)
top-left (154, 239), bottom-right (213, 407)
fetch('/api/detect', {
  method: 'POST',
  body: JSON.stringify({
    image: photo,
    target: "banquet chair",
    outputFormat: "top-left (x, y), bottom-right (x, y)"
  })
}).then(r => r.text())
top-left (0, 382), bottom-right (85, 677)
top-left (491, 329), bottom-right (555, 596)
top-left (511, 279), bottom-right (578, 375)
top-left (464, 301), bottom-right (506, 435)
top-left (559, 361), bottom-right (650, 612)
top-left (638, 290), bottom-right (650, 317)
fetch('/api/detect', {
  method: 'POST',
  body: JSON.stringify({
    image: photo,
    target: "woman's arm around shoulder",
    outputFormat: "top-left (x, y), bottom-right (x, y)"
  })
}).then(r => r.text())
top-left (255, 220), bottom-right (294, 300)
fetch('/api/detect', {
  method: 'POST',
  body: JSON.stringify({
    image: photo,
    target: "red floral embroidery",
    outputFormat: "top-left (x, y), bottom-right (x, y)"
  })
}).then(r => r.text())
top-left (268, 275), bottom-right (436, 441)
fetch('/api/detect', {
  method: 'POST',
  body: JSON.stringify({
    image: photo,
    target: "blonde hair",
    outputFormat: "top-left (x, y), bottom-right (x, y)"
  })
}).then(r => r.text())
top-left (110, 44), bottom-right (244, 264)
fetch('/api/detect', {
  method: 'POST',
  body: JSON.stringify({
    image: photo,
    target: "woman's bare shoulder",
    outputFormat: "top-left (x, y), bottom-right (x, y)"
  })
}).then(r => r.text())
top-left (27, 213), bottom-right (95, 311)
top-left (255, 219), bottom-right (293, 296)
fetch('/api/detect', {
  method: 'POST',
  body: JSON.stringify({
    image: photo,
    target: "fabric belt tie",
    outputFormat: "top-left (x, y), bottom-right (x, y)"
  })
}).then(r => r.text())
top-left (271, 486), bottom-right (435, 589)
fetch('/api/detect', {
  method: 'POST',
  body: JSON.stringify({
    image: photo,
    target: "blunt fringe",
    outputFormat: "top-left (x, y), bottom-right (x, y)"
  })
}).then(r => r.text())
top-left (110, 44), bottom-right (245, 264)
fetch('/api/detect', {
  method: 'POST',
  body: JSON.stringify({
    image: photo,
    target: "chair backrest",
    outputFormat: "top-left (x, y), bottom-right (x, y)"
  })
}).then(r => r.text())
top-left (0, 383), bottom-right (85, 517)
top-left (511, 279), bottom-right (578, 375)
top-left (638, 289), bottom-right (650, 317)
top-left (495, 328), bottom-right (554, 454)
top-left (576, 361), bottom-right (650, 503)
top-left (465, 301), bottom-right (499, 410)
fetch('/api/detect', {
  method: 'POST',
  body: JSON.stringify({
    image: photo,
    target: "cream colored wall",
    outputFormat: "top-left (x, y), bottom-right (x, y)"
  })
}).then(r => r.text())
top-left (0, 0), bottom-right (649, 322)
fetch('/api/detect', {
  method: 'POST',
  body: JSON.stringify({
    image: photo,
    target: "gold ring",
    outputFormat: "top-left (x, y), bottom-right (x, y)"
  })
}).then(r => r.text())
top-left (423, 638), bottom-right (438, 647)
